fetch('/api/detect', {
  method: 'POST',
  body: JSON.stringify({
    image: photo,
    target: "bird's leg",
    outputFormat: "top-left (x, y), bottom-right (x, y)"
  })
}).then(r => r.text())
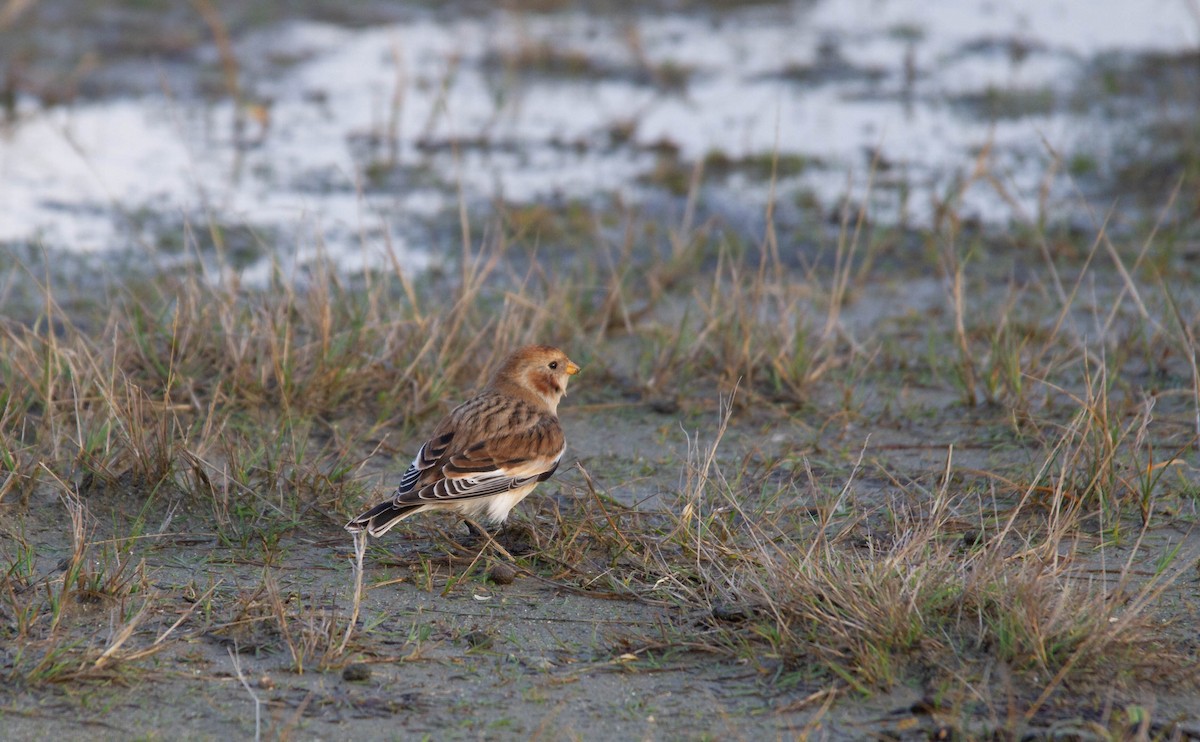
top-left (462, 518), bottom-right (490, 542)
top-left (461, 518), bottom-right (516, 562)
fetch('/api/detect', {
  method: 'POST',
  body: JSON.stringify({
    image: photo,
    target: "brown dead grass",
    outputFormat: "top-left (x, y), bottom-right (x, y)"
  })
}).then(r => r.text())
top-left (1, 180), bottom-right (1199, 739)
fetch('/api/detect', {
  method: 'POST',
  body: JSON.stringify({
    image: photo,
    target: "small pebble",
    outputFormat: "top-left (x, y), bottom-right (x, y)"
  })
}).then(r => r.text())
top-left (488, 562), bottom-right (518, 585)
top-left (342, 663), bottom-right (371, 682)
top-left (646, 395), bottom-right (680, 414)
top-left (523, 655), bottom-right (555, 671)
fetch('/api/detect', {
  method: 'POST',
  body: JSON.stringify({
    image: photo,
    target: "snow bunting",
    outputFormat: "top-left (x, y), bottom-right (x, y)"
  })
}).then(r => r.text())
top-left (345, 345), bottom-right (580, 537)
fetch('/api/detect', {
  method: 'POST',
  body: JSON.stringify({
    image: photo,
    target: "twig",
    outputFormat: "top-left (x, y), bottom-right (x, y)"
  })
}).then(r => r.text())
top-left (337, 530), bottom-right (367, 655)
top-left (228, 645), bottom-right (262, 742)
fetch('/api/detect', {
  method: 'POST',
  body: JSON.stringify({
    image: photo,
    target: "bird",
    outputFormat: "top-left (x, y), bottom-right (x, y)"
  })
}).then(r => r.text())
top-left (345, 344), bottom-right (580, 538)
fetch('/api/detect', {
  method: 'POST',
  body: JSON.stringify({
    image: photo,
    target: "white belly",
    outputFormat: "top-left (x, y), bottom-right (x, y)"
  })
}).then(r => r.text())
top-left (451, 481), bottom-right (540, 524)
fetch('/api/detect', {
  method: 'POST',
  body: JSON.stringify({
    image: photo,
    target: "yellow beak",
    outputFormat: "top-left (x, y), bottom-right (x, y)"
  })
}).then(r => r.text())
top-left (565, 360), bottom-right (581, 376)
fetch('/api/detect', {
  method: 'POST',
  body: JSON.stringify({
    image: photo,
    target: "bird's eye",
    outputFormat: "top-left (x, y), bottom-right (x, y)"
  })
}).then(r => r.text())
top-left (549, 361), bottom-right (558, 369)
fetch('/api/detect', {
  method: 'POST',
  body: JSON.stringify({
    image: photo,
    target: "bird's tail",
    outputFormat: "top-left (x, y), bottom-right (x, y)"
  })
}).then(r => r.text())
top-left (344, 500), bottom-right (422, 537)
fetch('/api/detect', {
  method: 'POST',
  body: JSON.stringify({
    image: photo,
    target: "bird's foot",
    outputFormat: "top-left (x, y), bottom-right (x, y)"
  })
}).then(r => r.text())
top-left (494, 521), bottom-right (537, 556)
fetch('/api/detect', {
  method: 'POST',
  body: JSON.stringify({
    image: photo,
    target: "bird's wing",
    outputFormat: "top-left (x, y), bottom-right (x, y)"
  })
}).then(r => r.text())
top-left (392, 430), bottom-right (454, 493)
top-left (392, 413), bottom-right (565, 505)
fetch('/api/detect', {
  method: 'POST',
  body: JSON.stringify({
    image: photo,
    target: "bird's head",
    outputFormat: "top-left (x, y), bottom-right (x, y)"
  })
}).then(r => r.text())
top-left (492, 344), bottom-right (580, 413)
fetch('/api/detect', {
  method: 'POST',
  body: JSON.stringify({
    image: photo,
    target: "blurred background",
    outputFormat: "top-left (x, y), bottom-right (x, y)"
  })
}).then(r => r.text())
top-left (2, 0), bottom-right (1198, 279)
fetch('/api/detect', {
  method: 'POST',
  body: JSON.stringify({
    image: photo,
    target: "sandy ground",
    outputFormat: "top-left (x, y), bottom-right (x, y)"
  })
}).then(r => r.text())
top-left (4, 386), bottom-right (1200, 740)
